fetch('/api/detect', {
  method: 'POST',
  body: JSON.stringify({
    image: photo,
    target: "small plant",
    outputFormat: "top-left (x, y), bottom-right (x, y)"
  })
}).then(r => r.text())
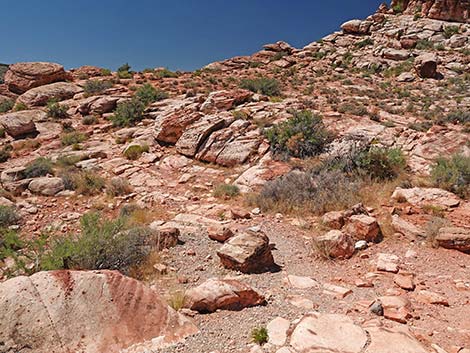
top-left (0, 206), bottom-right (20, 228)
top-left (117, 63), bottom-right (133, 79)
top-left (251, 327), bottom-right (268, 345)
top-left (61, 132), bottom-right (87, 146)
top-left (13, 102), bottom-right (28, 111)
top-left (0, 146), bottom-right (11, 162)
top-left (430, 154), bottom-right (470, 198)
top-left (100, 68), bottom-right (112, 76)
top-left (107, 177), bottom-right (133, 196)
top-left (240, 77), bottom-right (281, 96)
top-left (0, 99), bottom-right (14, 113)
top-left (443, 25), bottom-right (460, 39)
top-left (213, 184), bottom-right (240, 198)
top-left (83, 79), bottom-right (113, 96)
top-left (74, 171), bottom-right (106, 195)
top-left (123, 144), bottom-right (149, 160)
top-left (111, 98), bottom-right (146, 127)
top-left (134, 83), bottom-right (168, 105)
top-left (155, 68), bottom-right (179, 78)
top-left (354, 147), bottom-right (406, 180)
top-left (312, 237), bottom-right (334, 260)
top-left (338, 102), bottom-right (368, 116)
top-left (82, 115), bottom-right (98, 125)
top-left (0, 229), bottom-right (23, 261)
top-left (264, 110), bottom-right (333, 159)
top-left (167, 290), bottom-right (186, 311)
top-left (437, 110), bottom-right (470, 125)
top-left (47, 100), bottom-right (69, 119)
top-left (415, 39), bottom-right (434, 50)
top-left (23, 157), bottom-right (54, 178)
top-left (425, 217), bottom-right (449, 247)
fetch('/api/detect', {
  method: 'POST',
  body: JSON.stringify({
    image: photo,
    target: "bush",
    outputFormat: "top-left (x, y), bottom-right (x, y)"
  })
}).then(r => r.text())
top-left (82, 115), bottom-right (98, 125)
top-left (61, 132), bottom-right (87, 146)
top-left (73, 171), bottom-right (106, 195)
top-left (338, 102), bottom-right (368, 116)
top-left (24, 157), bottom-right (54, 178)
top-left (117, 63), bottom-right (133, 79)
top-left (100, 68), bottom-right (112, 76)
top-left (39, 212), bottom-right (152, 275)
top-left (0, 146), bottom-right (11, 162)
top-left (107, 177), bottom-right (133, 196)
top-left (437, 110), bottom-right (470, 125)
top-left (251, 327), bottom-right (268, 345)
top-left (135, 83), bottom-right (168, 105)
top-left (353, 147), bottom-right (406, 180)
top-left (111, 98), bottom-right (146, 127)
top-left (264, 110), bottom-right (333, 159)
top-left (0, 229), bottom-right (23, 261)
top-left (0, 206), bottom-right (20, 228)
top-left (155, 68), bottom-right (179, 78)
top-left (13, 102), bottom-right (28, 111)
top-left (123, 144), bottom-right (149, 160)
top-left (444, 25), bottom-right (460, 39)
top-left (240, 77), bottom-right (281, 96)
top-left (47, 100), bottom-right (69, 119)
top-left (0, 99), bottom-right (14, 113)
top-left (430, 154), bottom-right (470, 198)
top-left (213, 184), bottom-right (240, 198)
top-left (83, 80), bottom-right (113, 96)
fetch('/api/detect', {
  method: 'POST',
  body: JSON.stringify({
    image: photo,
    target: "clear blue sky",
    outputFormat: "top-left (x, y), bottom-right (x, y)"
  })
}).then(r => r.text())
top-left (1, 0), bottom-right (386, 71)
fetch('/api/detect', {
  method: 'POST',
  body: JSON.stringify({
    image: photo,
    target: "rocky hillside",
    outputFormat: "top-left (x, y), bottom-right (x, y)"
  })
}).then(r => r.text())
top-left (0, 2), bottom-right (469, 353)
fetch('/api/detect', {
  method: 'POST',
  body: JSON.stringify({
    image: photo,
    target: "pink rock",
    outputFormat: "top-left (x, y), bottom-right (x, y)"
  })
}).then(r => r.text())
top-left (344, 215), bottom-right (381, 242)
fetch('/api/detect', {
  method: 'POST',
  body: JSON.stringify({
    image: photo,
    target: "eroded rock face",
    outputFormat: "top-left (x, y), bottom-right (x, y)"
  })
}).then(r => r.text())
top-left (435, 227), bottom-right (470, 253)
top-left (391, 0), bottom-right (470, 23)
top-left (17, 82), bottom-right (82, 107)
top-left (0, 110), bottom-right (42, 138)
top-left (0, 270), bottom-right (198, 353)
top-left (184, 278), bottom-right (265, 313)
top-left (4, 62), bottom-right (68, 94)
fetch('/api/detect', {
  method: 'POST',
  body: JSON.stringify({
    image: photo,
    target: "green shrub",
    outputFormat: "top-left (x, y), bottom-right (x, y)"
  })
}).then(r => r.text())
top-left (74, 171), bottom-right (106, 195)
top-left (39, 212), bottom-right (152, 274)
top-left (117, 63), bottom-right (133, 79)
top-left (13, 102), bottom-right (28, 111)
top-left (155, 68), bottom-right (179, 78)
top-left (135, 83), bottom-right (168, 105)
top-left (251, 327), bottom-right (268, 345)
top-left (354, 147), bottom-right (406, 180)
top-left (213, 184), bottom-right (240, 198)
top-left (82, 115), bottom-right (98, 125)
top-left (0, 206), bottom-right (20, 228)
top-left (47, 100), bottom-right (69, 119)
top-left (0, 147), bottom-right (11, 162)
top-left (430, 154), bottom-right (470, 198)
top-left (415, 39), bottom-right (434, 50)
top-left (240, 77), bottom-right (281, 96)
top-left (61, 132), bottom-right (87, 146)
top-left (111, 98), bottom-right (146, 127)
top-left (355, 38), bottom-right (374, 48)
top-left (437, 110), bottom-right (470, 125)
top-left (83, 79), bottom-right (113, 95)
top-left (264, 110), bottom-right (333, 159)
top-left (0, 229), bottom-right (23, 262)
top-left (443, 25), bottom-right (460, 39)
top-left (0, 99), bottom-right (14, 113)
top-left (107, 177), bottom-right (133, 196)
top-left (338, 102), bottom-right (368, 116)
top-left (100, 68), bottom-right (112, 76)
top-left (123, 144), bottom-right (149, 160)
top-left (24, 157), bottom-right (54, 178)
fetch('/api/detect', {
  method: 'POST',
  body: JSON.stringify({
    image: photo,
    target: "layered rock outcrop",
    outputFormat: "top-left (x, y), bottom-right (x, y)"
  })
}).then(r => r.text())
top-left (391, 0), bottom-right (470, 23)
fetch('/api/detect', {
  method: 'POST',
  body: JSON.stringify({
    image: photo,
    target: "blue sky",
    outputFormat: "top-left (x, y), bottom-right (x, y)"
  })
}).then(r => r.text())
top-left (1, 0), bottom-right (386, 71)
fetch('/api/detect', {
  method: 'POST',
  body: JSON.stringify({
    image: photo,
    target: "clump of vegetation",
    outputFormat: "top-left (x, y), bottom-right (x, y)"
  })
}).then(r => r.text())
top-left (73, 171), bottom-right (106, 195)
top-left (415, 39), bottom-right (434, 50)
top-left (251, 327), bottom-right (269, 345)
top-left (100, 68), bottom-right (112, 76)
top-left (135, 83), bottom-right (168, 105)
top-left (117, 63), bottom-right (133, 79)
top-left (425, 217), bottom-right (449, 247)
top-left (392, 0), bottom-right (404, 13)
top-left (82, 115), bottom-right (98, 125)
top-left (107, 177), bottom-right (133, 196)
top-left (39, 212), bottom-right (152, 275)
top-left (264, 110), bottom-right (333, 159)
top-left (0, 145), bottom-right (12, 163)
top-left (61, 132), bottom-right (87, 146)
top-left (83, 79), bottom-right (113, 96)
top-left (240, 77), bottom-right (281, 96)
top-left (430, 154), bottom-right (470, 198)
top-left (155, 68), bottom-right (179, 78)
top-left (111, 98), bottom-right (146, 127)
top-left (0, 229), bottom-right (23, 262)
top-left (353, 146), bottom-right (406, 180)
top-left (0, 99), bottom-right (14, 113)
top-left (443, 25), bottom-right (460, 39)
top-left (337, 101), bottom-right (368, 116)
top-left (437, 110), bottom-right (470, 125)
top-left (23, 157), bottom-right (54, 178)
top-left (47, 100), bottom-right (69, 119)
top-left (13, 102), bottom-right (28, 111)
top-left (0, 206), bottom-right (20, 228)
top-left (213, 184), bottom-right (240, 198)
top-left (123, 144), bottom-right (149, 160)
top-left (167, 290), bottom-right (187, 311)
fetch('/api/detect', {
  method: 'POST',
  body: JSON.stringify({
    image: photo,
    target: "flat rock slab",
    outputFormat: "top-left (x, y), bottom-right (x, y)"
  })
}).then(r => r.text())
top-left (392, 187), bottom-right (460, 208)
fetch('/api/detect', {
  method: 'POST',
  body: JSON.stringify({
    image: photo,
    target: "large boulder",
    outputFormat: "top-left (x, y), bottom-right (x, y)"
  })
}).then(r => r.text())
top-left (341, 19), bottom-right (371, 34)
top-left (217, 230), bottom-right (276, 273)
top-left (0, 270), bottom-right (198, 353)
top-left (435, 227), bottom-right (470, 253)
top-left (392, 187), bottom-right (460, 208)
top-left (17, 82), bottom-right (82, 107)
top-left (414, 53), bottom-right (438, 79)
top-left (4, 62), bottom-right (68, 94)
top-left (28, 177), bottom-right (65, 196)
top-left (0, 110), bottom-right (42, 138)
top-left (344, 214), bottom-right (381, 242)
top-left (184, 278), bottom-right (265, 313)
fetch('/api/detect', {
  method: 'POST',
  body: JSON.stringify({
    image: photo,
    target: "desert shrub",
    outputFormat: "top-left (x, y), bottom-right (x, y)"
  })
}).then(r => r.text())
top-left (100, 68), bottom-right (112, 76)
top-left (213, 184), bottom-right (240, 198)
top-left (425, 217), bottom-right (449, 247)
top-left (251, 327), bottom-right (268, 345)
top-left (155, 68), bottom-right (179, 78)
top-left (61, 132), bottom-right (87, 146)
top-left (437, 110), bottom-right (470, 125)
top-left (81, 115), bottom-right (98, 125)
top-left (13, 102), bottom-right (28, 111)
top-left (0, 206), bottom-right (20, 228)
top-left (73, 171), bottom-right (106, 195)
top-left (83, 79), bottom-right (113, 95)
top-left (47, 100), bottom-right (69, 119)
top-left (353, 147), bottom-right (406, 180)
top-left (135, 83), bottom-right (168, 105)
top-left (444, 25), bottom-right (460, 39)
top-left (117, 63), bottom-right (133, 79)
top-left (0, 229), bottom-right (23, 261)
top-left (0, 99), bottom-right (14, 113)
top-left (240, 77), bottom-right (281, 96)
top-left (338, 101), bottom-right (368, 116)
top-left (107, 177), bottom-right (133, 196)
top-left (415, 39), bottom-right (434, 50)
top-left (123, 144), bottom-right (149, 160)
top-left (408, 121), bottom-right (433, 132)
top-left (39, 212), bottom-right (152, 274)
top-left (0, 146), bottom-right (11, 162)
top-left (264, 110), bottom-right (333, 159)
top-left (111, 98), bottom-right (146, 127)
top-left (167, 290), bottom-right (187, 311)
top-left (430, 154), bottom-right (470, 198)
top-left (355, 38), bottom-right (374, 48)
top-left (23, 157), bottom-right (54, 178)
